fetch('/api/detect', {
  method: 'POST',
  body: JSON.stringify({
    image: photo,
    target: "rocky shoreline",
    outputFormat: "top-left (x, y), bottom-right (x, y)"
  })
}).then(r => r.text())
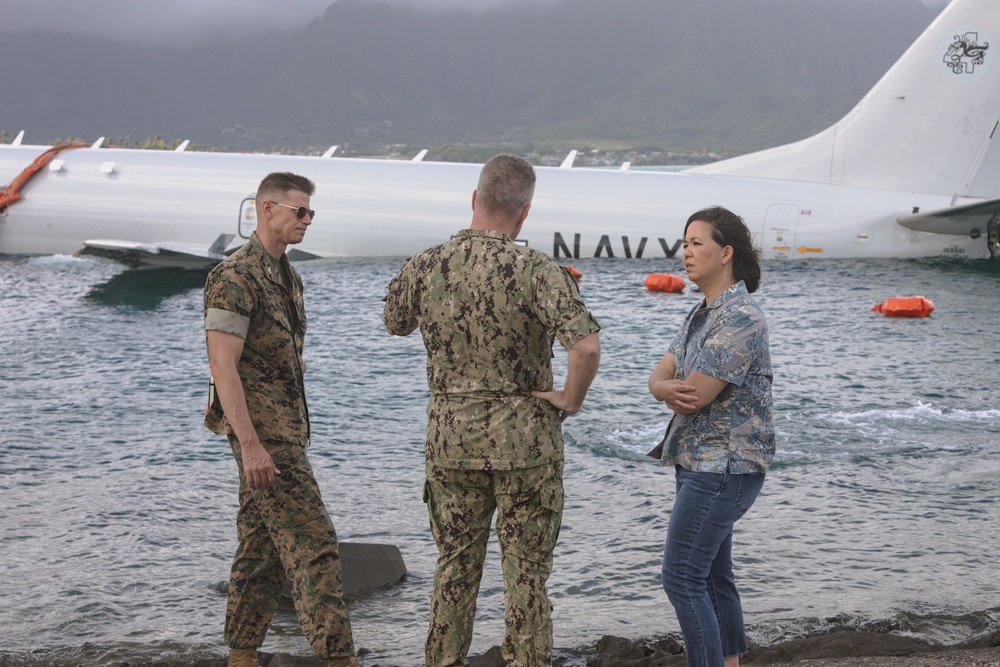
top-left (572, 628), bottom-right (1000, 666)
top-left (109, 626), bottom-right (1000, 667)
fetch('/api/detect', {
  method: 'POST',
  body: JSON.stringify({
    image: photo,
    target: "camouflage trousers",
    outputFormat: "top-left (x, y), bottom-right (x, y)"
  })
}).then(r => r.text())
top-left (225, 436), bottom-right (355, 660)
top-left (423, 459), bottom-right (564, 667)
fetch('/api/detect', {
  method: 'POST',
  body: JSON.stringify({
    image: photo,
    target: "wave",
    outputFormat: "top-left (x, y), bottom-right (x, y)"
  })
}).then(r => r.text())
top-left (818, 401), bottom-right (1000, 426)
top-left (25, 253), bottom-right (97, 265)
top-left (748, 605), bottom-right (1000, 649)
top-left (587, 421), bottom-right (668, 459)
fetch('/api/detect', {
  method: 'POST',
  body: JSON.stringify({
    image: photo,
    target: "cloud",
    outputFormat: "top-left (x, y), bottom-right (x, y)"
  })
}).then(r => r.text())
top-left (0, 0), bottom-right (332, 44)
top-left (0, 0), bottom-right (950, 45)
top-left (0, 0), bottom-right (556, 45)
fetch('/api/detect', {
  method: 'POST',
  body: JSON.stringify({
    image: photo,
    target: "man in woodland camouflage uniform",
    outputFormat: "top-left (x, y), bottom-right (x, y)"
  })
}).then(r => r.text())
top-left (383, 154), bottom-right (602, 667)
top-left (204, 172), bottom-right (358, 667)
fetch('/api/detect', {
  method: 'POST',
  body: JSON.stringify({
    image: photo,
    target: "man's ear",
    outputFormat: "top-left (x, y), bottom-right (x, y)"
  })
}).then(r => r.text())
top-left (471, 189), bottom-right (477, 212)
top-left (518, 202), bottom-right (531, 226)
top-left (511, 203), bottom-right (531, 238)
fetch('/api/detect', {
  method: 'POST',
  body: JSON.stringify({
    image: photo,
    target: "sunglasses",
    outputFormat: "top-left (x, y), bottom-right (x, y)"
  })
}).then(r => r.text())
top-left (268, 200), bottom-right (315, 221)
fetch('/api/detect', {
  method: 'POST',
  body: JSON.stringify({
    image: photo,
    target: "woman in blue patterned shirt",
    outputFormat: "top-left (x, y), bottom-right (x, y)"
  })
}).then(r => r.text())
top-left (647, 206), bottom-right (774, 667)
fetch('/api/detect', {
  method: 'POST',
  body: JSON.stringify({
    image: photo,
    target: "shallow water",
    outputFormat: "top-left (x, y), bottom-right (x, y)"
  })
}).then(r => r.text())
top-left (1, 254), bottom-right (998, 666)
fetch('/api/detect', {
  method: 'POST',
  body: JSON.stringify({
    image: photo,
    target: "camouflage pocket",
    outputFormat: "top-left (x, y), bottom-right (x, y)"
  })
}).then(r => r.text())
top-left (255, 444), bottom-right (328, 528)
top-left (538, 480), bottom-right (564, 515)
top-left (499, 466), bottom-right (564, 565)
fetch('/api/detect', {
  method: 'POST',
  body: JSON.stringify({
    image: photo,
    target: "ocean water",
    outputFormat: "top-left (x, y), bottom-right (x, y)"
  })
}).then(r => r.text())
top-left (1, 253), bottom-right (998, 666)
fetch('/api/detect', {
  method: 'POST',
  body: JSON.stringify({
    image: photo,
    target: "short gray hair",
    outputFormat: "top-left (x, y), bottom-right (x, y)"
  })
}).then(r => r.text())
top-left (256, 172), bottom-right (315, 202)
top-left (476, 154), bottom-right (536, 220)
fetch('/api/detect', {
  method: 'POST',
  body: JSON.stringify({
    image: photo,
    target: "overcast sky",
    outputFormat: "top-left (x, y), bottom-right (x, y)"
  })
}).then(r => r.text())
top-left (0, 0), bottom-right (951, 45)
top-left (0, 0), bottom-right (563, 45)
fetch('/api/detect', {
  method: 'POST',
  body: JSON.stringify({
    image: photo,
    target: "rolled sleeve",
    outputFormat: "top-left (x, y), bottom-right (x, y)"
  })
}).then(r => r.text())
top-left (205, 307), bottom-right (250, 338)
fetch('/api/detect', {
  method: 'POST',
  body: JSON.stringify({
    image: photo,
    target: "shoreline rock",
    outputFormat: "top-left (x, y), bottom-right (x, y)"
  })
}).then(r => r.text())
top-left (111, 625), bottom-right (1000, 667)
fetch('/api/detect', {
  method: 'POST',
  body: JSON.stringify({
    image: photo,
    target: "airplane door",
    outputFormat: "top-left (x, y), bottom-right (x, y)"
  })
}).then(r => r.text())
top-left (239, 197), bottom-right (256, 239)
top-left (762, 203), bottom-right (799, 260)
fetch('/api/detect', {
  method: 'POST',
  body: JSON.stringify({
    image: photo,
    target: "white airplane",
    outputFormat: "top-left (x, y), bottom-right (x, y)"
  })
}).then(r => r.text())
top-left (1, 0), bottom-right (998, 268)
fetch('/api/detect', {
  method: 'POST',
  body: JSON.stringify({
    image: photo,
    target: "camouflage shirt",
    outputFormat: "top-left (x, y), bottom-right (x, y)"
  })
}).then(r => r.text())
top-left (661, 281), bottom-right (774, 474)
top-left (383, 229), bottom-right (601, 470)
top-left (203, 232), bottom-right (310, 445)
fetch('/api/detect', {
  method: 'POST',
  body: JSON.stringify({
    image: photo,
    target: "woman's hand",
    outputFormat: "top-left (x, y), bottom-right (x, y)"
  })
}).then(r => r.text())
top-left (650, 378), bottom-right (699, 414)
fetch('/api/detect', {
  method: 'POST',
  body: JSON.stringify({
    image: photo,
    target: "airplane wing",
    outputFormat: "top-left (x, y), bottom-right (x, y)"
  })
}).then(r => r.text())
top-left (896, 198), bottom-right (1000, 237)
top-left (76, 234), bottom-right (321, 269)
top-left (77, 236), bottom-right (235, 270)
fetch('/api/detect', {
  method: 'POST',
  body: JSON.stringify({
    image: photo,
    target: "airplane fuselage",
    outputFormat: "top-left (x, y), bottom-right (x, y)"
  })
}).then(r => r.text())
top-left (0, 144), bottom-right (988, 263)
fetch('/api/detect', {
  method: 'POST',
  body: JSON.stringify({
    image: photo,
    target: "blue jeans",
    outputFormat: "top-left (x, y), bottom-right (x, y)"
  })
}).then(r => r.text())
top-left (662, 466), bottom-right (765, 667)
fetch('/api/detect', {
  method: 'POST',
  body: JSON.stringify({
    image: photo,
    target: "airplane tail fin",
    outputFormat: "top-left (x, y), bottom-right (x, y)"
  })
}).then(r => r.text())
top-left (690, 0), bottom-right (1000, 199)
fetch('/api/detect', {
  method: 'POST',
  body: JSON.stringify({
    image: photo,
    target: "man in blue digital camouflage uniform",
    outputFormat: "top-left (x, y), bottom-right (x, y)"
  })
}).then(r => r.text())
top-left (383, 154), bottom-right (602, 667)
top-left (204, 172), bottom-right (358, 667)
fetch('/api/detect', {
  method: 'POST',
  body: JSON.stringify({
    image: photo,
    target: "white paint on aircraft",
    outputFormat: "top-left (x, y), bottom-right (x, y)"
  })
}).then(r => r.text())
top-left (0, 0), bottom-right (998, 268)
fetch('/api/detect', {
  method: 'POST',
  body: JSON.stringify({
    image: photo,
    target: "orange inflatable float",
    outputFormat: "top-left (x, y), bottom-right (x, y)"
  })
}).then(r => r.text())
top-left (644, 273), bottom-right (686, 293)
top-left (871, 296), bottom-right (935, 317)
top-left (564, 266), bottom-right (583, 279)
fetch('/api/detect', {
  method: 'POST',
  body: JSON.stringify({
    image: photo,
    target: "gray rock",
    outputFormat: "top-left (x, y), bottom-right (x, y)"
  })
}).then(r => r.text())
top-left (276, 542), bottom-right (407, 601)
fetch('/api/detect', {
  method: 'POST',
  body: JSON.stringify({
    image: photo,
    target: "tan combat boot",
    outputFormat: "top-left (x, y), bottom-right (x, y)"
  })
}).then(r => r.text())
top-left (228, 647), bottom-right (260, 667)
top-left (327, 656), bottom-right (361, 667)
